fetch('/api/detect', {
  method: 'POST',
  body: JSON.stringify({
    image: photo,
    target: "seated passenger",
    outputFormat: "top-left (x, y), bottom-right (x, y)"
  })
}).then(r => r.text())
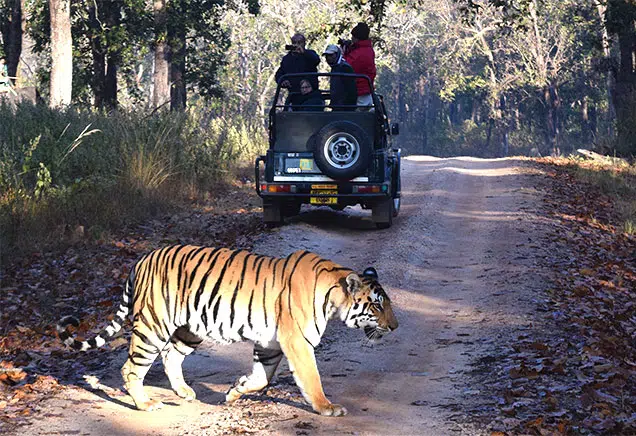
top-left (322, 44), bottom-right (356, 111)
top-left (296, 79), bottom-right (325, 111)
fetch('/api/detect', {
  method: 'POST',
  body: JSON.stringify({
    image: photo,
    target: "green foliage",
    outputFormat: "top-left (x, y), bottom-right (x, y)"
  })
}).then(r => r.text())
top-left (0, 102), bottom-right (266, 261)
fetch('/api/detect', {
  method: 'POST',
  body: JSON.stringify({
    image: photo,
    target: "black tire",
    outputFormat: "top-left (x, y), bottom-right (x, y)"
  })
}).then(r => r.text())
top-left (391, 155), bottom-right (401, 218)
top-left (372, 198), bottom-right (393, 229)
top-left (263, 201), bottom-right (283, 226)
top-left (392, 197), bottom-right (401, 218)
top-left (313, 121), bottom-right (372, 180)
top-left (283, 201), bottom-right (301, 217)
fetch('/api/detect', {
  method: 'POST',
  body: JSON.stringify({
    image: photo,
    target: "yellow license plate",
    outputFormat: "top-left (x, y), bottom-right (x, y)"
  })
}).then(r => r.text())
top-left (311, 188), bottom-right (337, 205)
top-left (310, 197), bottom-right (338, 205)
top-left (310, 189), bottom-right (337, 195)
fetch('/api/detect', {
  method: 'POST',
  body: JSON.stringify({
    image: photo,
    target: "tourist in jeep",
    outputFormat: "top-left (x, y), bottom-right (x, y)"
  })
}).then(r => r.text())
top-left (275, 33), bottom-right (320, 107)
top-left (296, 79), bottom-right (325, 112)
top-left (343, 22), bottom-right (376, 111)
top-left (322, 44), bottom-right (357, 111)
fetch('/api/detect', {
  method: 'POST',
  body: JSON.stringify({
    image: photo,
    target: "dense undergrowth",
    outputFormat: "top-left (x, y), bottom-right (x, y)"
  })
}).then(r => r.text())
top-left (0, 102), bottom-right (267, 265)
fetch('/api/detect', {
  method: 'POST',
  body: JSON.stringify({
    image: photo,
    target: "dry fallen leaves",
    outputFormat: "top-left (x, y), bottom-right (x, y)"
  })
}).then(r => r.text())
top-left (465, 160), bottom-right (635, 435)
top-left (0, 184), bottom-right (264, 432)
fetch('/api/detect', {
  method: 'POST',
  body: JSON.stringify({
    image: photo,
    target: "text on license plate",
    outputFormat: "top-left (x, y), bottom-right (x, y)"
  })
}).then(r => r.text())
top-left (310, 188), bottom-right (337, 205)
top-left (310, 197), bottom-right (337, 205)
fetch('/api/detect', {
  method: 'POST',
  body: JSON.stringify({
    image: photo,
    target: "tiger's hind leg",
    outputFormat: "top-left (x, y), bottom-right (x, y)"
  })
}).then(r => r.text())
top-left (121, 323), bottom-right (170, 411)
top-left (226, 343), bottom-right (284, 403)
top-left (161, 326), bottom-right (203, 401)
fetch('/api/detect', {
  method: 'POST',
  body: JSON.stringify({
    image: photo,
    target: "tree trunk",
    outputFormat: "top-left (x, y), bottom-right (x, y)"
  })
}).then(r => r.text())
top-left (588, 102), bottom-right (598, 142)
top-left (614, 78), bottom-right (636, 156)
top-left (397, 81), bottom-right (405, 122)
top-left (153, 0), bottom-right (170, 109)
top-left (595, 0), bottom-right (616, 139)
top-left (500, 95), bottom-right (509, 157)
top-left (49, 0), bottom-right (73, 108)
top-left (581, 96), bottom-right (589, 146)
top-left (16, 0), bottom-right (35, 87)
top-left (422, 74), bottom-right (430, 155)
top-left (88, 4), bottom-right (106, 108)
top-left (103, 1), bottom-right (120, 109)
top-left (485, 118), bottom-right (493, 153)
top-left (169, 26), bottom-right (186, 111)
top-left (544, 83), bottom-right (560, 156)
top-left (1, 0), bottom-right (22, 80)
top-left (607, 0), bottom-right (636, 156)
top-left (614, 14), bottom-right (636, 155)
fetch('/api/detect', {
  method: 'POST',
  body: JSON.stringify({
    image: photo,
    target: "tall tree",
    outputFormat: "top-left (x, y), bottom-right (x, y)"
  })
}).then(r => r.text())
top-left (153, 0), bottom-right (170, 109)
top-left (593, 0), bottom-right (615, 139)
top-left (607, 0), bottom-right (636, 155)
top-left (0, 0), bottom-right (22, 79)
top-left (87, 0), bottom-right (122, 109)
top-left (49, 0), bottom-right (72, 107)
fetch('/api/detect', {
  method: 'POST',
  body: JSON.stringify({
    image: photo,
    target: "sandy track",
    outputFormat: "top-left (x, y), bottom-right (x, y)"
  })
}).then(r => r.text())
top-left (21, 157), bottom-right (549, 435)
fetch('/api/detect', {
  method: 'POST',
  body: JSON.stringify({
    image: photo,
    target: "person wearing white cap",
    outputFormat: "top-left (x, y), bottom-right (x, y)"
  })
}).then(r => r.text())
top-left (322, 44), bottom-right (357, 111)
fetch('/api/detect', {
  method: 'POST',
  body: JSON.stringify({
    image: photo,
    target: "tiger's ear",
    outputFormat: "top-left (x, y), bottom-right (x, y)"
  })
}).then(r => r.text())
top-left (345, 273), bottom-right (362, 295)
top-left (362, 267), bottom-right (378, 279)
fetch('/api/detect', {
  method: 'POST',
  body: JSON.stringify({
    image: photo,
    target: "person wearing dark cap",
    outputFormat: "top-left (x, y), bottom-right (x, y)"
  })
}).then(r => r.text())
top-left (343, 22), bottom-right (376, 110)
top-left (322, 44), bottom-right (357, 111)
top-left (275, 33), bottom-right (320, 107)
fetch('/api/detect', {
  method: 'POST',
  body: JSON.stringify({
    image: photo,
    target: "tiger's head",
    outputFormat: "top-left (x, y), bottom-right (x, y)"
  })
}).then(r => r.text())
top-left (343, 267), bottom-right (398, 341)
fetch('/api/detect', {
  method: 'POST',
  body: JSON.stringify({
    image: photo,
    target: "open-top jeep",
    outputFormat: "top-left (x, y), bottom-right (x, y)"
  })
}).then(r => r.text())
top-left (255, 72), bottom-right (400, 228)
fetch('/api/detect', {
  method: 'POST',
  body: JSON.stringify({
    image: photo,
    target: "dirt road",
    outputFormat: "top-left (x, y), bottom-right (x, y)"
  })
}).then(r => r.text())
top-left (21, 157), bottom-right (550, 435)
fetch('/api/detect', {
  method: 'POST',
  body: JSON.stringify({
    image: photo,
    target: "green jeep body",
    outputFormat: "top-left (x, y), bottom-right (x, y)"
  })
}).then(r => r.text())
top-left (255, 72), bottom-right (400, 228)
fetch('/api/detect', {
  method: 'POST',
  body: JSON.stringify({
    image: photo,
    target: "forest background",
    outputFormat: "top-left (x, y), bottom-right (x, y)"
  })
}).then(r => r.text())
top-left (0, 0), bottom-right (635, 261)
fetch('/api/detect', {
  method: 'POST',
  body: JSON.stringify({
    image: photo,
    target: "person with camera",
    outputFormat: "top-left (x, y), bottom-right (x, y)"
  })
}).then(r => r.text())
top-left (275, 33), bottom-right (320, 108)
top-left (322, 44), bottom-right (357, 111)
top-left (341, 22), bottom-right (376, 111)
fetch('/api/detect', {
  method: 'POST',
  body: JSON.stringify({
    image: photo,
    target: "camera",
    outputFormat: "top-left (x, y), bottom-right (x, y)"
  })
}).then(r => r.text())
top-left (338, 38), bottom-right (352, 47)
top-left (285, 44), bottom-right (295, 51)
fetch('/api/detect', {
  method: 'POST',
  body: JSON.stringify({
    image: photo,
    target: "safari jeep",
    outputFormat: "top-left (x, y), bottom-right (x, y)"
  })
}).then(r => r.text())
top-left (255, 72), bottom-right (400, 229)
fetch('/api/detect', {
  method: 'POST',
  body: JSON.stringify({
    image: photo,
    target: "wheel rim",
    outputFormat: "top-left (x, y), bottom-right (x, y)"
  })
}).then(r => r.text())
top-left (323, 132), bottom-right (360, 169)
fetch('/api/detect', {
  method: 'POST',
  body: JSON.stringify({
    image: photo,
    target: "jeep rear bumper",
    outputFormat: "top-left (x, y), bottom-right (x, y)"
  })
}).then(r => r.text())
top-left (255, 156), bottom-right (393, 203)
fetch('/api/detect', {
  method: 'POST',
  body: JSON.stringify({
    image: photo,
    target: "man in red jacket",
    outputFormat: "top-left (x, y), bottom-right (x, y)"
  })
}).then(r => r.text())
top-left (343, 22), bottom-right (376, 111)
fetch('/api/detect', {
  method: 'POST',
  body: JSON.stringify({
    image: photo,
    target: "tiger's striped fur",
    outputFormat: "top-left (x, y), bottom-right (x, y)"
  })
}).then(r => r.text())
top-left (57, 245), bottom-right (398, 416)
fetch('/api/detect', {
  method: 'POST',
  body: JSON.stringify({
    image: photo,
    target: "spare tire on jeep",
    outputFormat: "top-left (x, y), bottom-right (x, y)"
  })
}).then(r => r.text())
top-left (312, 121), bottom-right (372, 180)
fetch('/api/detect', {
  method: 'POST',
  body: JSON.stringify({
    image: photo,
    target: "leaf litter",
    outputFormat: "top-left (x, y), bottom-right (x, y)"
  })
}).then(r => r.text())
top-left (0, 183), bottom-right (264, 433)
top-left (461, 160), bottom-right (635, 435)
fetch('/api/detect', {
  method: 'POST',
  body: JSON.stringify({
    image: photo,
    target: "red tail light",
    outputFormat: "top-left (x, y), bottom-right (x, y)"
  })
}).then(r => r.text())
top-left (353, 185), bottom-right (381, 193)
top-left (262, 184), bottom-right (295, 193)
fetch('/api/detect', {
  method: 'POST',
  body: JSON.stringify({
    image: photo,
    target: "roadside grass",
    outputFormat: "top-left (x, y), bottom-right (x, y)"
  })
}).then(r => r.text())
top-left (540, 156), bottom-right (636, 234)
top-left (0, 102), bottom-right (266, 265)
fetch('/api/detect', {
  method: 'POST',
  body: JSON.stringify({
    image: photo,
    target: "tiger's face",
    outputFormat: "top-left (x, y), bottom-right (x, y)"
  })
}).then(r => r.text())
top-left (344, 268), bottom-right (398, 341)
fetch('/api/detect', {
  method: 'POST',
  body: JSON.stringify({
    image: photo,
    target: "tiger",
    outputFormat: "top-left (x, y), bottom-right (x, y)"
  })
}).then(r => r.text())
top-left (57, 245), bottom-right (398, 416)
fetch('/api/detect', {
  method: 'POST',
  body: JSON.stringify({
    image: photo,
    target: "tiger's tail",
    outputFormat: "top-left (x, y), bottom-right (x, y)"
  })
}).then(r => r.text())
top-left (57, 265), bottom-right (136, 351)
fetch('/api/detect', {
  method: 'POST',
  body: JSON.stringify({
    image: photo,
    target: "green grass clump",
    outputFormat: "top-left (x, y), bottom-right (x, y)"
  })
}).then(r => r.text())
top-left (0, 102), bottom-right (267, 263)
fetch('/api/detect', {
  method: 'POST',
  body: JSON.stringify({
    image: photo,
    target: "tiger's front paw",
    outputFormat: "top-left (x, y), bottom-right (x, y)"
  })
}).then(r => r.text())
top-left (136, 399), bottom-right (165, 411)
top-left (317, 403), bottom-right (348, 417)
